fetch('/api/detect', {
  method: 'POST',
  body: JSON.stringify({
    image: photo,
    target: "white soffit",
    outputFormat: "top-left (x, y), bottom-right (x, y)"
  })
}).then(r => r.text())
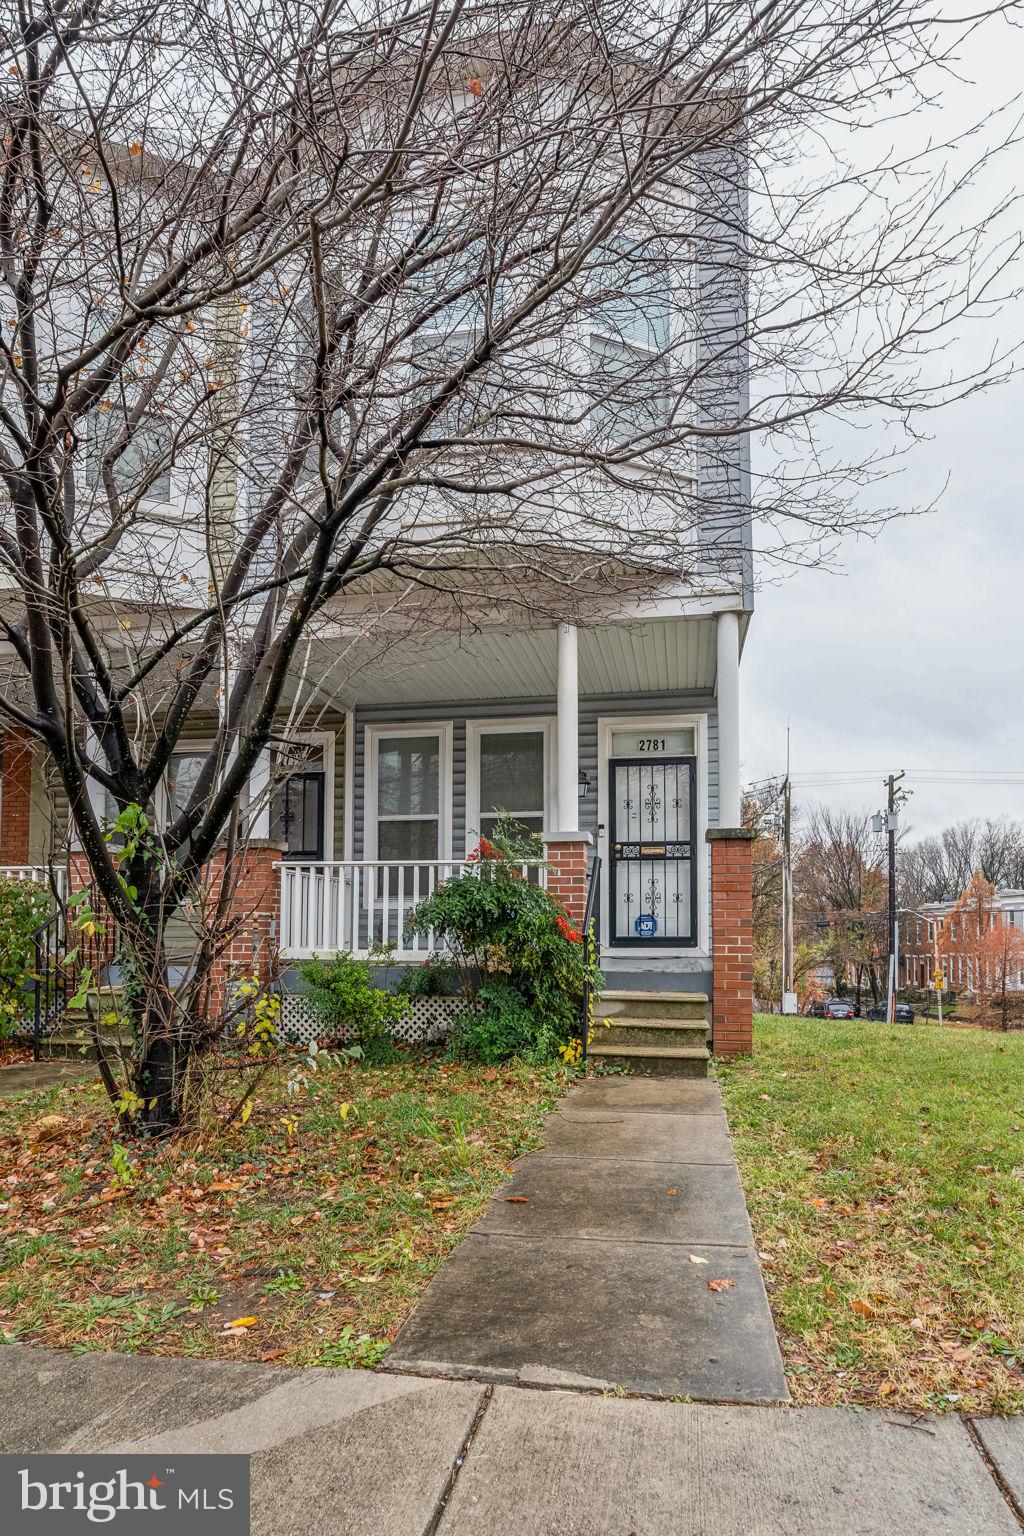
top-left (308, 617), bottom-right (719, 707)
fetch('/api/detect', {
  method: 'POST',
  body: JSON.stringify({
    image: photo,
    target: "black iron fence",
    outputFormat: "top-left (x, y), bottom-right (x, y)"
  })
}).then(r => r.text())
top-left (28, 884), bottom-right (116, 1061)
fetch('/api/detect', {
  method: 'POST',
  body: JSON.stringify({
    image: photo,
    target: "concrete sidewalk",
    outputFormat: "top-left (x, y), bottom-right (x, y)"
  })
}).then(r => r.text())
top-left (387, 1075), bottom-right (788, 1402)
top-left (3, 1345), bottom-right (1023, 1535)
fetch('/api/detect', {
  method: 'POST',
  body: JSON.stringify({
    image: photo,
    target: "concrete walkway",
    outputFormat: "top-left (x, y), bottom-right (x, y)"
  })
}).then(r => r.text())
top-left (387, 1075), bottom-right (788, 1402)
top-left (0, 1058), bottom-right (94, 1097)
top-left (3, 1345), bottom-right (1023, 1536)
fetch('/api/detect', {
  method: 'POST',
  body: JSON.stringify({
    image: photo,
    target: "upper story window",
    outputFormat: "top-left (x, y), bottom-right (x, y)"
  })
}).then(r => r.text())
top-left (84, 411), bottom-right (173, 504)
top-left (587, 238), bottom-right (674, 443)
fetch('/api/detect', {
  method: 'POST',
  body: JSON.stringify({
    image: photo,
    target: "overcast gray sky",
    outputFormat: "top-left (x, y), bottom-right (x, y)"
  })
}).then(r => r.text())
top-left (742, 373), bottom-right (1024, 836)
top-left (741, 16), bottom-right (1024, 839)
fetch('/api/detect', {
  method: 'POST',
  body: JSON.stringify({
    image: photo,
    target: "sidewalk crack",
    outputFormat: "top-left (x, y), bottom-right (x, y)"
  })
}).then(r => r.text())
top-left (964, 1416), bottom-right (1024, 1532)
top-left (421, 1383), bottom-right (493, 1536)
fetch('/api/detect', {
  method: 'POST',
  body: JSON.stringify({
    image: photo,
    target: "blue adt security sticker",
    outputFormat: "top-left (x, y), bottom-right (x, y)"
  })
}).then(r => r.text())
top-left (634, 913), bottom-right (657, 937)
top-left (0, 1454), bottom-right (250, 1533)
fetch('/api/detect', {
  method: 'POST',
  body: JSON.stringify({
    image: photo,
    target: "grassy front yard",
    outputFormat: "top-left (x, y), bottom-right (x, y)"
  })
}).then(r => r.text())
top-left (0, 1056), bottom-right (565, 1366)
top-left (719, 1014), bottom-right (1024, 1414)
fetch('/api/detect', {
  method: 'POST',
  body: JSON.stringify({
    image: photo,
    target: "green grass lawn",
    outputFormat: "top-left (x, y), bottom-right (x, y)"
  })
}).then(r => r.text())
top-left (0, 1056), bottom-right (565, 1367)
top-left (719, 1014), bottom-right (1024, 1414)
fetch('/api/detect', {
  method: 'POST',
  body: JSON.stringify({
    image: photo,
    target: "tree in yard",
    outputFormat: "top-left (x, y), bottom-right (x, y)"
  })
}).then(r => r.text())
top-left (2, 0), bottom-right (1022, 1131)
top-left (977, 920), bottom-right (1024, 1030)
top-left (744, 783), bottom-right (824, 1010)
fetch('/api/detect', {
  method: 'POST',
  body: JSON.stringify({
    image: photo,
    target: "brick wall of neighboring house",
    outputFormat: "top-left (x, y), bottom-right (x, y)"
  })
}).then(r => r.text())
top-left (205, 840), bottom-right (284, 1013)
top-left (0, 728), bottom-right (34, 866)
top-left (706, 826), bottom-right (756, 1056)
top-left (542, 835), bottom-right (592, 928)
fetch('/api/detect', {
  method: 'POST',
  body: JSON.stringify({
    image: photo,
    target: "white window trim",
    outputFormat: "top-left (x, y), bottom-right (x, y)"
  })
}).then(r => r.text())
top-left (464, 717), bottom-right (555, 854)
top-left (365, 722), bottom-right (454, 863)
top-left (596, 712), bottom-right (709, 958)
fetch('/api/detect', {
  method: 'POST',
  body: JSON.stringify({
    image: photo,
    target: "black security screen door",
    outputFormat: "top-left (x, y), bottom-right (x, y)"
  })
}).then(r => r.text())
top-left (272, 772), bottom-right (325, 861)
top-left (609, 756), bottom-right (697, 946)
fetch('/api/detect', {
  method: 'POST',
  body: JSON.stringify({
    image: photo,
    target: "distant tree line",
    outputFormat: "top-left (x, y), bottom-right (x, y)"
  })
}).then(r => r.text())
top-left (898, 820), bottom-right (1024, 906)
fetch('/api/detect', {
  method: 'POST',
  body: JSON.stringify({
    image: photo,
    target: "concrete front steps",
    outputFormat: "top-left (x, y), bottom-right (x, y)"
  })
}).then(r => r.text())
top-left (589, 990), bottom-right (710, 1077)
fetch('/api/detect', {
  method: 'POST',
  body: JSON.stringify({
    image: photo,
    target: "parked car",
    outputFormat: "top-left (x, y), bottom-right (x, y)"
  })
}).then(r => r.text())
top-left (866, 1001), bottom-right (915, 1023)
top-left (820, 998), bottom-right (858, 1020)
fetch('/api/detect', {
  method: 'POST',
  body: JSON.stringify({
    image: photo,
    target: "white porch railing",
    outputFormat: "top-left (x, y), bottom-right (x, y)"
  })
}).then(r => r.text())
top-left (278, 860), bottom-right (545, 959)
top-left (1, 864), bottom-right (67, 895)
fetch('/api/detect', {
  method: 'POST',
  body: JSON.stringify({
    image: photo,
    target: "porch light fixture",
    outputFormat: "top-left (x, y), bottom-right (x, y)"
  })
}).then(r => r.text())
top-left (578, 768), bottom-right (591, 798)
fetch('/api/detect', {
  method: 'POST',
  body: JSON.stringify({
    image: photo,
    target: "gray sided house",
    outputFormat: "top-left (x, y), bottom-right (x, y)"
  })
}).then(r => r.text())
top-left (0, 136), bottom-right (756, 1065)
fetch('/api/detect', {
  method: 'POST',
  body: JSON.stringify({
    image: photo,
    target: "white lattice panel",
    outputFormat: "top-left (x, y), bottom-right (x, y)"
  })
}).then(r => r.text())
top-left (280, 992), bottom-right (461, 1046)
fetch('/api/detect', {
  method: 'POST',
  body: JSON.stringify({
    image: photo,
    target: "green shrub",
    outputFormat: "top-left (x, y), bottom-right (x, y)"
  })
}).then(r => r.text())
top-left (0, 877), bottom-right (52, 1041)
top-left (296, 953), bottom-right (410, 1064)
top-left (407, 815), bottom-right (600, 1064)
top-left (394, 956), bottom-right (456, 999)
top-left (447, 980), bottom-right (560, 1065)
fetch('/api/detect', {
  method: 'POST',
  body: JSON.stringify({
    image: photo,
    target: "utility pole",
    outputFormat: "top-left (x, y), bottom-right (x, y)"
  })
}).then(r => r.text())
top-left (884, 771), bottom-right (906, 1023)
top-left (780, 729), bottom-right (796, 1014)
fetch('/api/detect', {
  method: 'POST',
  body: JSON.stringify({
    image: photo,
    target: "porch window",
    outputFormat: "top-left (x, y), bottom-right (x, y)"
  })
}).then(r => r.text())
top-left (374, 733), bottom-right (442, 864)
top-left (475, 729), bottom-right (546, 843)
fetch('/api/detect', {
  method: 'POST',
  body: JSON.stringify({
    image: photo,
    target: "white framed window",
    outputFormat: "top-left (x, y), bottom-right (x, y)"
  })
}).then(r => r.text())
top-left (366, 724), bottom-right (453, 865)
top-left (465, 719), bottom-right (554, 851)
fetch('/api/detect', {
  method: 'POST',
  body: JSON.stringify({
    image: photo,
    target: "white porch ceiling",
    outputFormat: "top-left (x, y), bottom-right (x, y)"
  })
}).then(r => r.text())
top-left (301, 616), bottom-right (721, 708)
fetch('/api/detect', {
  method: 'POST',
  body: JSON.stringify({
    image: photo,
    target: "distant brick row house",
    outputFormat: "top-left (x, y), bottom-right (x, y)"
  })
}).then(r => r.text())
top-left (899, 888), bottom-right (1024, 994)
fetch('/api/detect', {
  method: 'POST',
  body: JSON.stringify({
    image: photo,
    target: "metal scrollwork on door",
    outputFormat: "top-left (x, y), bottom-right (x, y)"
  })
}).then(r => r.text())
top-left (642, 879), bottom-right (662, 913)
top-left (643, 790), bottom-right (662, 817)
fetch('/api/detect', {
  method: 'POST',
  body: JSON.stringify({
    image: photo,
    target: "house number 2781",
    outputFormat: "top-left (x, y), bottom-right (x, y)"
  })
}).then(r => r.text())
top-left (637, 738), bottom-right (667, 751)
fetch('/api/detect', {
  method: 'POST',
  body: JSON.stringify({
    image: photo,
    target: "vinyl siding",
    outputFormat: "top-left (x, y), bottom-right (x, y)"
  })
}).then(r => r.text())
top-left (354, 690), bottom-right (719, 857)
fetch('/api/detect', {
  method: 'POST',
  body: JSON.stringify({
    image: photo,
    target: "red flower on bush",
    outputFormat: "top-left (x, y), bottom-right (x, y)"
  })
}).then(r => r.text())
top-left (555, 913), bottom-right (582, 944)
top-left (467, 836), bottom-right (500, 863)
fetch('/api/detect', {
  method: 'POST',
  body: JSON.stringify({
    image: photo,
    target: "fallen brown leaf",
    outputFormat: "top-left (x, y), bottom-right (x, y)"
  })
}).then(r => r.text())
top-left (707, 1279), bottom-right (736, 1293)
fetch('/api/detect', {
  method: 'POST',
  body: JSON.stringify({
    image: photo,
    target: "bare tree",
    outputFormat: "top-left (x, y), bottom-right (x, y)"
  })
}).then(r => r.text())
top-left (900, 817), bottom-right (1024, 904)
top-left (796, 805), bottom-right (887, 1003)
top-left (2, 0), bottom-right (1022, 1130)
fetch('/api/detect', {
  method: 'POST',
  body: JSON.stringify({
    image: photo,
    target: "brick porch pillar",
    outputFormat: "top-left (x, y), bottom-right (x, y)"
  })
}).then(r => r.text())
top-left (207, 838), bottom-right (284, 1012)
top-left (0, 727), bottom-right (34, 866)
top-left (543, 831), bottom-right (592, 928)
top-left (707, 826), bottom-right (756, 1056)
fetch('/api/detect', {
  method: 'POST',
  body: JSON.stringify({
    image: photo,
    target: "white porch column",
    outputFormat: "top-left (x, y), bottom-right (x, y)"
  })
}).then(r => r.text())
top-left (716, 610), bottom-right (741, 827)
top-left (556, 623), bottom-right (579, 833)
